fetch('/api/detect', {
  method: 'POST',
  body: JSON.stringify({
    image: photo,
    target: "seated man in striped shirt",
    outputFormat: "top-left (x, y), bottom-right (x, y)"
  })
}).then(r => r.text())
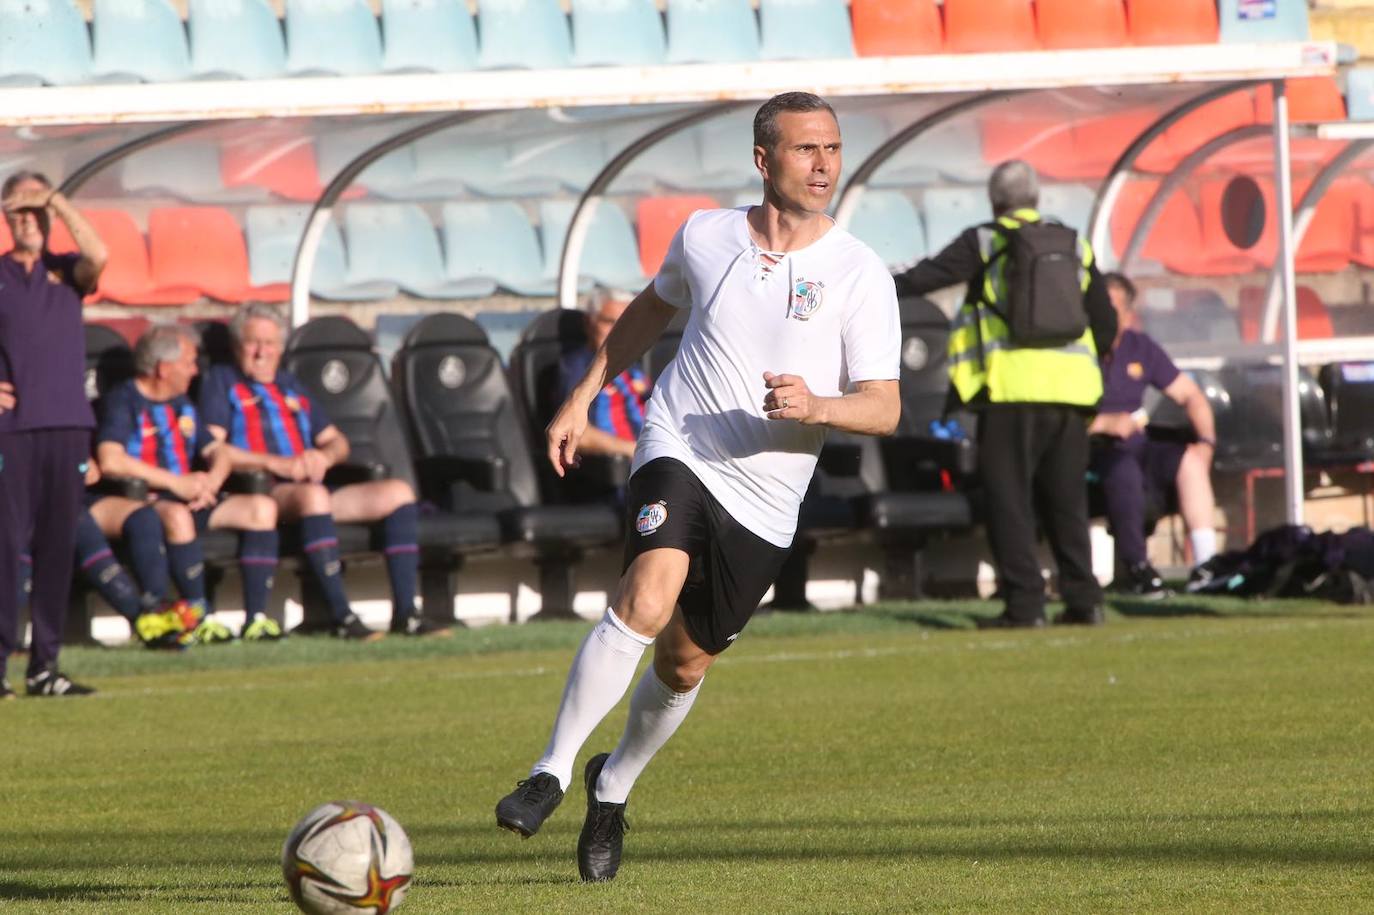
top-left (91, 323), bottom-right (282, 644)
top-left (198, 303), bottom-right (446, 640)
top-left (558, 286), bottom-right (651, 462)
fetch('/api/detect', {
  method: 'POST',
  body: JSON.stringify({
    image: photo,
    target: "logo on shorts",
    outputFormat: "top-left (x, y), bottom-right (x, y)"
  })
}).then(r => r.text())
top-left (635, 501), bottom-right (668, 535)
top-left (790, 279), bottom-right (824, 321)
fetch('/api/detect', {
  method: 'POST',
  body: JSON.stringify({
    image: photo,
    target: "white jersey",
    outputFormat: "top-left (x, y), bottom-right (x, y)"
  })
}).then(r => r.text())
top-left (633, 206), bottom-right (900, 548)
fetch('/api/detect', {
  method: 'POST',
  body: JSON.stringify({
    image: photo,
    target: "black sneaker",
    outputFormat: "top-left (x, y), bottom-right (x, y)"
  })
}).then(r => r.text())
top-left (975, 613), bottom-right (1046, 630)
top-left (335, 613), bottom-right (385, 642)
top-left (1053, 605), bottom-right (1105, 626)
top-left (25, 669), bottom-right (95, 697)
top-left (1108, 561), bottom-right (1171, 599)
top-left (577, 753), bottom-right (629, 883)
top-left (495, 772), bottom-right (564, 838)
top-left (1185, 559), bottom-right (1223, 594)
top-left (0, 678), bottom-right (14, 701)
top-left (390, 616), bottom-right (454, 638)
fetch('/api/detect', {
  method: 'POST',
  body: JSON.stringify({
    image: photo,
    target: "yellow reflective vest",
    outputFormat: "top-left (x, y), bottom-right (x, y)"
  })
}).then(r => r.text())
top-left (947, 208), bottom-right (1103, 408)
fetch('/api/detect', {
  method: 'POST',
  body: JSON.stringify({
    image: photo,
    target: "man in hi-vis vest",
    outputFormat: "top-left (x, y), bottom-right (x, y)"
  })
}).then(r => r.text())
top-left (894, 160), bottom-right (1117, 629)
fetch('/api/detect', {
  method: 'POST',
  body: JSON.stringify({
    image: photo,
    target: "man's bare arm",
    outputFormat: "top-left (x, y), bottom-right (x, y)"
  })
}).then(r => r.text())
top-left (763, 375), bottom-right (900, 436)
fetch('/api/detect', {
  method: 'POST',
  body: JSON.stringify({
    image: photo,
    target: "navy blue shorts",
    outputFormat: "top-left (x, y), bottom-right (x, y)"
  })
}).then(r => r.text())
top-left (621, 458), bottom-right (790, 655)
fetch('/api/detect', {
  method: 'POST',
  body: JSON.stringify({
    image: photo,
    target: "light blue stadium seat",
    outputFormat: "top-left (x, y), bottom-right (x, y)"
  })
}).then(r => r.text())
top-left (286, 0), bottom-right (384, 76)
top-left (1345, 67), bottom-right (1374, 120)
top-left (476, 0), bottom-right (573, 70)
top-left (540, 200), bottom-right (646, 293)
top-left (572, 0), bottom-right (666, 66)
top-left (410, 134), bottom-right (491, 197)
top-left (836, 113), bottom-right (889, 191)
top-left (474, 310), bottom-right (541, 363)
top-left (92, 0), bottom-right (192, 83)
top-left (665, 0), bottom-right (760, 64)
top-left (0, 0), bottom-right (93, 86)
top-left (1218, 0), bottom-right (1309, 42)
top-left (693, 111), bottom-right (761, 191)
top-left (1038, 183), bottom-right (1096, 234)
top-left (375, 313), bottom-right (428, 372)
top-left (316, 133), bottom-right (421, 198)
top-left (246, 205), bottom-right (401, 301)
top-left (759, 0), bottom-right (854, 60)
top-left (120, 143), bottom-right (267, 203)
top-left (381, 0), bottom-right (478, 72)
top-left (188, 0), bottom-right (288, 79)
top-left (847, 190), bottom-right (926, 271)
top-left (606, 128), bottom-right (697, 194)
top-left (506, 133), bottom-right (605, 194)
top-left (872, 120), bottom-right (985, 188)
top-left (442, 201), bottom-right (555, 297)
top-left (343, 203), bottom-right (496, 299)
top-left (922, 187), bottom-right (990, 253)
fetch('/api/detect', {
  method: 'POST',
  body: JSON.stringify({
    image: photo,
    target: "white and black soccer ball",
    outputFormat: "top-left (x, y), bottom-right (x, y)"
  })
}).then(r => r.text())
top-left (282, 801), bottom-right (414, 915)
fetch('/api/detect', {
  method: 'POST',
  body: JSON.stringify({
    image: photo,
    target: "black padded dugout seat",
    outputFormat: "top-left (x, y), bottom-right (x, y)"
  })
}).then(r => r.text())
top-left (1315, 362), bottom-right (1374, 467)
top-left (1208, 363), bottom-right (1330, 472)
top-left (392, 313), bottom-right (621, 618)
top-left (284, 316), bottom-right (502, 626)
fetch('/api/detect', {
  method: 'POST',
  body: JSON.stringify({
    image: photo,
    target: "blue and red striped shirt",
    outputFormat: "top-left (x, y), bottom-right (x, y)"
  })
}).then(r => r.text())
top-left (97, 379), bottom-right (210, 474)
top-left (198, 364), bottom-right (330, 458)
top-left (559, 348), bottom-right (649, 441)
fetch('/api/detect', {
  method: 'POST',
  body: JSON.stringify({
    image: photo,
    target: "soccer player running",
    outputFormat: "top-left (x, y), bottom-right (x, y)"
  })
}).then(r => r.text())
top-left (494, 92), bottom-right (901, 883)
top-left (90, 324), bottom-right (284, 644)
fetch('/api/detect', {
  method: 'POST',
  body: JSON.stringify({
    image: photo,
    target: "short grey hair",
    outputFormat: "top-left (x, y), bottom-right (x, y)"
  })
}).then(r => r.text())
top-left (135, 323), bottom-right (200, 377)
top-left (1, 169), bottom-right (53, 200)
top-left (586, 284), bottom-right (634, 314)
top-left (229, 303), bottom-right (287, 348)
top-left (988, 160), bottom-right (1039, 214)
top-left (753, 92), bottom-right (837, 152)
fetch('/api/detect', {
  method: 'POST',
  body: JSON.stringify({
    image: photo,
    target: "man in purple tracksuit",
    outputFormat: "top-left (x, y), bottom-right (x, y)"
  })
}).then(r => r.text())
top-left (0, 170), bottom-right (108, 698)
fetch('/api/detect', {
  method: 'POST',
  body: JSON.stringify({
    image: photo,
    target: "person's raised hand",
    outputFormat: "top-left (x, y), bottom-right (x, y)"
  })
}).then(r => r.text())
top-left (762, 371), bottom-right (821, 424)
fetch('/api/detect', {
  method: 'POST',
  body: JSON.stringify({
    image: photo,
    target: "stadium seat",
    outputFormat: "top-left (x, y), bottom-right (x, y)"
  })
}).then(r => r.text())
top-left (1217, 0), bottom-right (1309, 43)
top-left (1125, 0), bottom-right (1217, 44)
top-left (921, 188), bottom-right (991, 253)
top-left (1255, 77), bottom-right (1347, 124)
top-left (221, 140), bottom-right (333, 202)
top-left (571, 0), bottom-right (666, 66)
top-left (476, 0), bottom-right (574, 69)
top-left (1109, 179), bottom-right (1212, 275)
top-left (316, 134), bottom-right (421, 198)
top-left (1141, 91), bottom-right (1256, 174)
top-left (91, 0), bottom-right (192, 83)
top-left (244, 205), bottom-right (400, 301)
top-left (665, 0), bottom-right (761, 64)
top-left (694, 111), bottom-right (765, 191)
top-left (846, 190), bottom-right (926, 270)
top-left (148, 207), bottom-right (288, 303)
top-left (50, 209), bottom-right (199, 306)
top-left (851, 0), bottom-right (942, 57)
top-left (539, 200), bottom-right (647, 293)
top-left (472, 309), bottom-right (541, 363)
top-left (636, 195), bottom-right (719, 276)
top-left (1038, 183), bottom-right (1096, 233)
top-left (759, 0), bottom-right (855, 60)
top-left (286, 316), bottom-right (503, 627)
top-left (120, 143), bottom-right (266, 203)
top-left (440, 201), bottom-right (555, 297)
top-left (608, 129), bottom-right (699, 194)
top-left (1036, 0), bottom-right (1127, 49)
top-left (1316, 362), bottom-right (1374, 466)
top-left (1346, 68), bottom-right (1374, 121)
top-left (943, 0), bottom-right (1038, 53)
top-left (343, 203), bottom-right (496, 299)
top-left (872, 119), bottom-right (986, 186)
top-left (834, 113), bottom-right (890, 191)
top-left (503, 132), bottom-right (605, 195)
top-left (979, 114), bottom-right (1079, 180)
top-left (285, 0), bottom-right (384, 75)
top-left (394, 313), bottom-right (621, 617)
top-left (1293, 178), bottom-right (1356, 275)
top-left (0, 0), bottom-right (93, 86)
top-left (381, 0), bottom-right (479, 72)
top-left (410, 133), bottom-right (500, 197)
top-left (1072, 109), bottom-right (1159, 176)
top-left (187, 0), bottom-right (288, 79)
top-left (1208, 362), bottom-right (1329, 474)
top-left (1238, 285), bottom-right (1333, 342)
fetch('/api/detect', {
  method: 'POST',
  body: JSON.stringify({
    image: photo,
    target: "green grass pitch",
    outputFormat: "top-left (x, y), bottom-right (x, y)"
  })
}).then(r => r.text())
top-left (2, 597), bottom-right (1371, 913)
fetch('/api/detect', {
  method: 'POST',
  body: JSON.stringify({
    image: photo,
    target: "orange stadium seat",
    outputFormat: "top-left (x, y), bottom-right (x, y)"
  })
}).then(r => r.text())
top-left (851, 0), bottom-right (943, 57)
top-left (220, 140), bottom-right (362, 201)
top-left (1350, 181), bottom-right (1374, 269)
top-left (1071, 109), bottom-right (1159, 175)
top-left (1294, 177), bottom-right (1356, 274)
top-left (943, 0), bottom-right (1037, 53)
top-left (1239, 285), bottom-right (1332, 342)
top-left (1110, 179), bottom-right (1218, 275)
top-left (49, 209), bottom-right (198, 305)
top-left (148, 207), bottom-right (289, 303)
top-left (1036, 0), bottom-right (1127, 49)
top-left (1125, 0), bottom-right (1217, 45)
top-left (1137, 90), bottom-right (1256, 173)
top-left (1255, 77), bottom-right (1347, 125)
top-left (979, 115), bottom-right (1078, 179)
top-left (636, 195), bottom-right (718, 275)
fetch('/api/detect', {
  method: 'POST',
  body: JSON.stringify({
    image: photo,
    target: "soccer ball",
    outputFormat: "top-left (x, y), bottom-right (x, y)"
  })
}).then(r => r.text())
top-left (282, 801), bottom-right (414, 915)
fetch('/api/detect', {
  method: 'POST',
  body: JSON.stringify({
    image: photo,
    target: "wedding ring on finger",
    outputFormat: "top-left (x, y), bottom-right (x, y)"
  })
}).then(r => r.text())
top-left (782, 397), bottom-right (789, 409)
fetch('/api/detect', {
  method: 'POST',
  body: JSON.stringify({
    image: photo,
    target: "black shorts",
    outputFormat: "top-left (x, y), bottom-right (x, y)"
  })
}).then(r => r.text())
top-left (622, 457), bottom-right (791, 655)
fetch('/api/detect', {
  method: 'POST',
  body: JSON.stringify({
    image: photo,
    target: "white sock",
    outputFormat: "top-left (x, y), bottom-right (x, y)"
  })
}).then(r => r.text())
top-left (1190, 528), bottom-right (1218, 565)
top-left (594, 666), bottom-right (701, 804)
top-left (531, 609), bottom-right (652, 791)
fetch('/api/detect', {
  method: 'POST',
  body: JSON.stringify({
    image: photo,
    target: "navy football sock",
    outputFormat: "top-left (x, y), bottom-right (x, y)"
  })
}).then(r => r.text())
top-left (167, 540), bottom-right (208, 609)
top-left (121, 505), bottom-right (170, 605)
top-left (301, 514), bottom-right (351, 623)
top-left (382, 503), bottom-right (419, 621)
top-left (74, 513), bottom-right (145, 623)
top-left (239, 529), bottom-right (279, 618)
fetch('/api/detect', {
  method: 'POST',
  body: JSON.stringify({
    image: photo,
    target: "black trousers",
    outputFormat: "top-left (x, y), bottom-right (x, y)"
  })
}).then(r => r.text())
top-left (0, 429), bottom-right (87, 679)
top-left (977, 406), bottom-right (1102, 621)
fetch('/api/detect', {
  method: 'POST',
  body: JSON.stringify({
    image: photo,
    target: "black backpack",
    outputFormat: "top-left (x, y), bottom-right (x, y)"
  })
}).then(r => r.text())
top-left (984, 220), bottom-right (1087, 347)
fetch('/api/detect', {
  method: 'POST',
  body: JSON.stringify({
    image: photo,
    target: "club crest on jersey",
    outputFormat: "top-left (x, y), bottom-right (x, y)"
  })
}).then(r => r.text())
top-left (635, 501), bottom-right (668, 535)
top-left (178, 414), bottom-right (196, 439)
top-left (790, 279), bottom-right (824, 321)
top-left (284, 395), bottom-right (302, 413)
